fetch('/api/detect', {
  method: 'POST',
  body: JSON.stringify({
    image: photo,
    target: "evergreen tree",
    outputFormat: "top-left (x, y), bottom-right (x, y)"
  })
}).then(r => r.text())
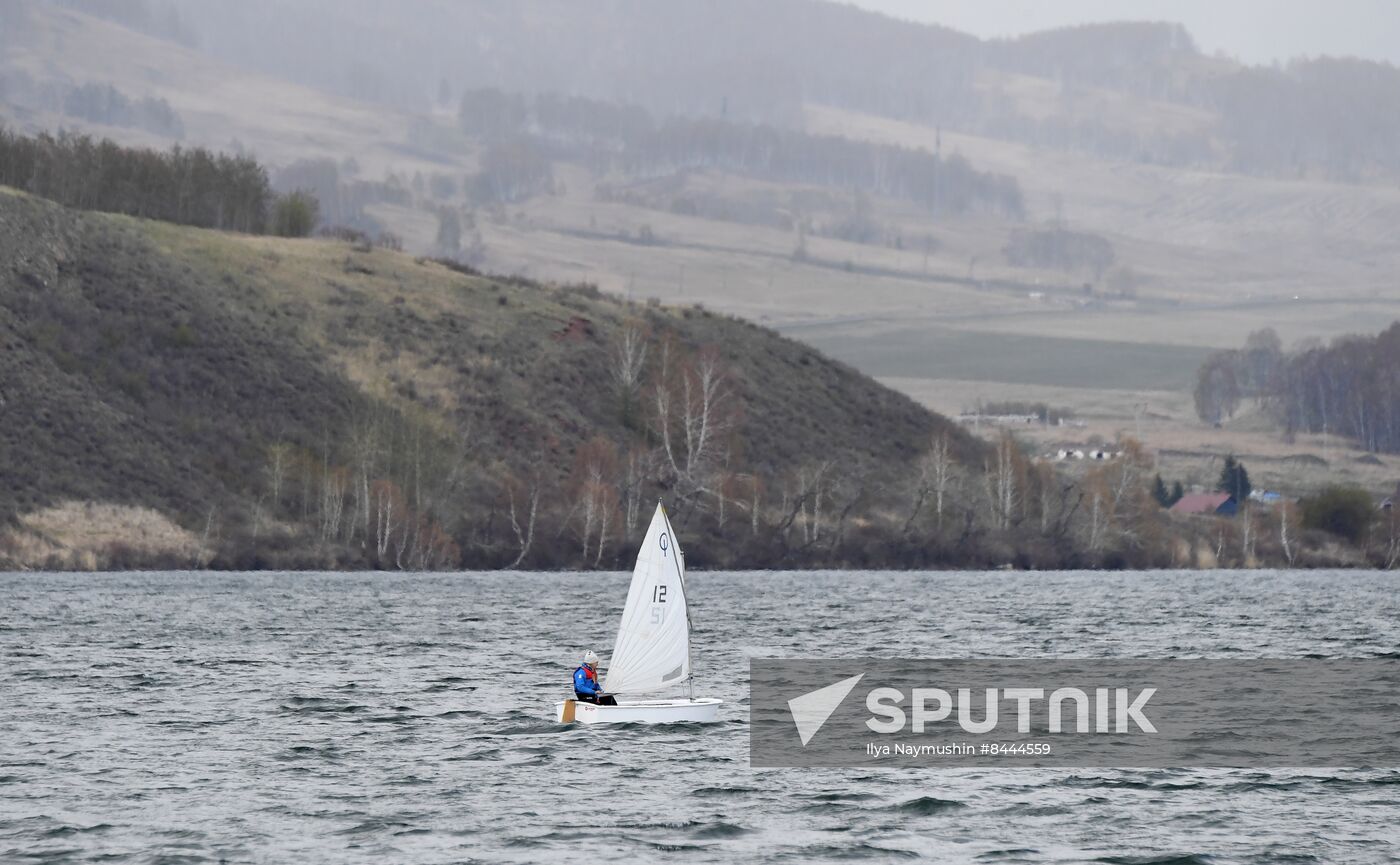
top-left (1170, 480), bottom-right (1185, 505)
top-left (1217, 455), bottom-right (1252, 501)
top-left (1151, 474), bottom-right (1172, 507)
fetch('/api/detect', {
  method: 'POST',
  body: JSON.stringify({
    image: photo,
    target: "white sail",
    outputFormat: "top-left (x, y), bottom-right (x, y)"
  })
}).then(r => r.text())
top-left (603, 503), bottom-right (691, 694)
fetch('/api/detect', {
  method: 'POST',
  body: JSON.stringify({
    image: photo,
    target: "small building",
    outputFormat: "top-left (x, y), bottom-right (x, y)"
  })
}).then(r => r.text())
top-left (1248, 490), bottom-right (1283, 508)
top-left (1170, 492), bottom-right (1238, 517)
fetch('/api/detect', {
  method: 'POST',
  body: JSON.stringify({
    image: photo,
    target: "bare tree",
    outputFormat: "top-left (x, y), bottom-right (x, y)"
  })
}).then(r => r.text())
top-left (372, 478), bottom-right (404, 562)
top-left (610, 320), bottom-right (649, 424)
top-left (984, 433), bottom-right (1019, 531)
top-left (1085, 488), bottom-right (1106, 554)
top-left (1104, 438), bottom-right (1153, 547)
top-left (195, 505), bottom-right (219, 569)
top-left (1239, 502), bottom-right (1254, 565)
top-left (505, 473), bottom-right (541, 569)
top-left (593, 483), bottom-right (615, 568)
top-left (929, 434), bottom-right (955, 531)
top-left (1383, 504), bottom-right (1400, 570)
top-left (319, 466), bottom-right (348, 543)
top-left (571, 437), bottom-right (619, 565)
top-left (1278, 500), bottom-right (1298, 566)
top-left (681, 347), bottom-right (732, 487)
top-left (747, 474), bottom-right (764, 536)
top-left (793, 461), bottom-right (833, 544)
top-left (652, 337), bottom-right (735, 502)
top-left (1029, 461), bottom-right (1057, 535)
top-left (346, 414), bottom-right (383, 547)
top-left (266, 442), bottom-right (292, 510)
top-left (620, 447), bottom-right (651, 537)
top-left (906, 432), bottom-right (956, 534)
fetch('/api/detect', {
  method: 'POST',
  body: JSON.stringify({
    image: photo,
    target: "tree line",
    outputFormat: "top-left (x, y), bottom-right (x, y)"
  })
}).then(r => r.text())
top-left (62, 82), bottom-right (185, 139)
top-left (458, 88), bottom-right (1024, 217)
top-left (1195, 322), bottom-right (1400, 454)
top-left (0, 126), bottom-right (316, 236)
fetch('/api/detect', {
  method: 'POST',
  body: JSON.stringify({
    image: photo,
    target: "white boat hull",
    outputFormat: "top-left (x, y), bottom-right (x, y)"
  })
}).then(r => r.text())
top-left (555, 697), bottom-right (721, 724)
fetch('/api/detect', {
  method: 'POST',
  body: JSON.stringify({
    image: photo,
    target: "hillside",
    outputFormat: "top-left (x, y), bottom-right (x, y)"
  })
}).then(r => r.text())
top-left (0, 187), bottom-right (979, 569)
top-left (8, 3), bottom-right (1400, 379)
top-left (3, 0), bottom-right (1400, 543)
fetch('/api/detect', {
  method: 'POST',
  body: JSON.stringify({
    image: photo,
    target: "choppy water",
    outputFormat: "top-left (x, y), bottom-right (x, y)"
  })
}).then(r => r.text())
top-left (3, 569), bottom-right (1399, 864)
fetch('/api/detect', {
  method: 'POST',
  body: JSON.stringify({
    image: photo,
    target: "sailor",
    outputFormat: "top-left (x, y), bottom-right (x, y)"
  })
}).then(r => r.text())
top-left (573, 650), bottom-right (616, 705)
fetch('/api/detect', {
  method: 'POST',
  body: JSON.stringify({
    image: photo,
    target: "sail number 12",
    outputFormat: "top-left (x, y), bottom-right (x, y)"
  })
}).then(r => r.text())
top-left (650, 584), bottom-right (668, 624)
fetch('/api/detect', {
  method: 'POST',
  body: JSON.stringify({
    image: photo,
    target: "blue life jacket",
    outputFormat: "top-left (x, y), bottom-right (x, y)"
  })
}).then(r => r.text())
top-left (573, 664), bottom-right (601, 696)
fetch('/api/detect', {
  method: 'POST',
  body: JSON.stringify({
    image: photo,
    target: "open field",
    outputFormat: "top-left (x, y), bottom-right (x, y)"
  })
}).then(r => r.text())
top-left (887, 376), bottom-right (1400, 499)
top-left (799, 325), bottom-right (1209, 390)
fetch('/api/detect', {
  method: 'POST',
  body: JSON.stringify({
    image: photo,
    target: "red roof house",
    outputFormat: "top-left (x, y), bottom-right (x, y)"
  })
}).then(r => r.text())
top-left (1170, 492), bottom-right (1237, 516)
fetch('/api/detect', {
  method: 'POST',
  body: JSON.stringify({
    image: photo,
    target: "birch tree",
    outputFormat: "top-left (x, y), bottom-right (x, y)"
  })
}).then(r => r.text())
top-left (983, 433), bottom-right (1020, 531)
top-left (610, 320), bottom-right (649, 427)
top-left (265, 442), bottom-right (292, 511)
top-left (905, 432), bottom-right (955, 534)
top-left (651, 337), bottom-right (735, 502)
top-left (1277, 500), bottom-right (1299, 566)
top-left (620, 447), bottom-right (651, 537)
top-left (505, 472), bottom-right (542, 569)
top-left (1383, 504), bottom-right (1400, 570)
top-left (1239, 502), bottom-right (1254, 565)
top-left (571, 437), bottom-right (619, 565)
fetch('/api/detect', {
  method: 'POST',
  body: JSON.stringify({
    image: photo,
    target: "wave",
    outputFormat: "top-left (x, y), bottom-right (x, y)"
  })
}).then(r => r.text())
top-left (691, 785), bottom-right (762, 797)
top-left (776, 842), bottom-right (920, 860)
top-left (688, 821), bottom-right (750, 839)
top-left (887, 795), bottom-right (965, 815)
top-left (975, 849), bottom-right (1041, 862)
top-left (1092, 851), bottom-right (1215, 856)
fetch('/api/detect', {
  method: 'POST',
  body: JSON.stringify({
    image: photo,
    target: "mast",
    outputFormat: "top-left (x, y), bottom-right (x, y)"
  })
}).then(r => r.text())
top-left (663, 501), bottom-right (695, 702)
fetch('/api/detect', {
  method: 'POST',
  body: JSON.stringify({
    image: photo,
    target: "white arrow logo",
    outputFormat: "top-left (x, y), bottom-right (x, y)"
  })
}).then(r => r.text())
top-left (788, 674), bottom-right (865, 746)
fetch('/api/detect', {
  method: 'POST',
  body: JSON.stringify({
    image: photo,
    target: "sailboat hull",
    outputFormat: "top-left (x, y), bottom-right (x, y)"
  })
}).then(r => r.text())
top-left (555, 698), bottom-right (721, 725)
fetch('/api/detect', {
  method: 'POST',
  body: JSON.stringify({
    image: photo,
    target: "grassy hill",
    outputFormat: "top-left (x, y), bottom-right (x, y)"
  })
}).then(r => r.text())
top-left (5, 1), bottom-right (1399, 545)
top-left (0, 187), bottom-right (979, 569)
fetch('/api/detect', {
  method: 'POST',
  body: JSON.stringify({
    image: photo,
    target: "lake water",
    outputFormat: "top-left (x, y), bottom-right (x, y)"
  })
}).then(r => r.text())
top-left (3, 570), bottom-right (1399, 864)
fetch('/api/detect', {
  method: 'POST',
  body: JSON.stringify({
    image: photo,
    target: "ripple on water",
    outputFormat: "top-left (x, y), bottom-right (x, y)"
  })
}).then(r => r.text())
top-left (688, 821), bottom-right (751, 839)
top-left (778, 842), bottom-right (920, 860)
top-left (2, 569), bottom-right (1398, 863)
top-left (1092, 851), bottom-right (1215, 856)
top-left (974, 849), bottom-right (1042, 862)
top-left (691, 785), bottom-right (762, 797)
top-left (885, 795), bottom-right (966, 816)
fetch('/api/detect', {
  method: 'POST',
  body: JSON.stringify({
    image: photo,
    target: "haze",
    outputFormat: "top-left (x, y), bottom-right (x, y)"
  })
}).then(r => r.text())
top-left (855, 0), bottom-right (1400, 66)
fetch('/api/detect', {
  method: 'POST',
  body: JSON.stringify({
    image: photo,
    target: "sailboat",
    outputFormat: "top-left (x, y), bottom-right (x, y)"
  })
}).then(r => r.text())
top-left (555, 502), bottom-right (722, 724)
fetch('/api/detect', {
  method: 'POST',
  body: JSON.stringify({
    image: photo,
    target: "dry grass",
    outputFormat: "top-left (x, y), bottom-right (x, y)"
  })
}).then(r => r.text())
top-left (889, 376), bottom-right (1400, 498)
top-left (2, 501), bottom-right (200, 569)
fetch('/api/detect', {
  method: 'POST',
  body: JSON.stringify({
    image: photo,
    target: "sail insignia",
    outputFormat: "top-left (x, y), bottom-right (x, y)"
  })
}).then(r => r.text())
top-left (602, 503), bottom-right (691, 694)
